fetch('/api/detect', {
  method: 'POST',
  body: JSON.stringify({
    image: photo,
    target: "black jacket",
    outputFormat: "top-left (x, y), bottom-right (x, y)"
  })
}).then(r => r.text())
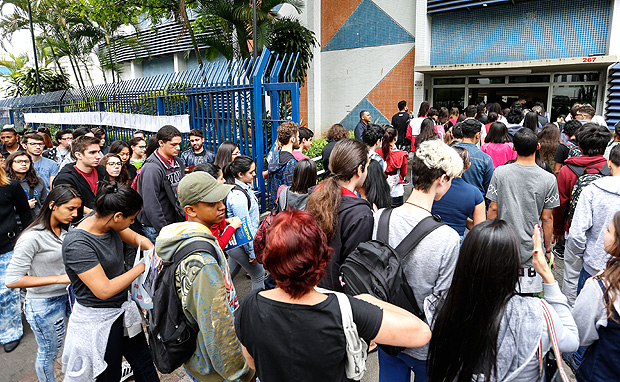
top-left (318, 194), bottom-right (374, 291)
top-left (0, 180), bottom-right (33, 251)
top-left (137, 152), bottom-right (185, 232)
top-left (321, 141), bottom-right (338, 176)
top-left (53, 164), bottom-right (106, 210)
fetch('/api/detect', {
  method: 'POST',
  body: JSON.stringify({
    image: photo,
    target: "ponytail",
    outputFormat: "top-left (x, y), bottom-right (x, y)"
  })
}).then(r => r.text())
top-left (223, 155), bottom-right (254, 184)
top-left (382, 126), bottom-right (398, 161)
top-left (306, 139), bottom-right (368, 240)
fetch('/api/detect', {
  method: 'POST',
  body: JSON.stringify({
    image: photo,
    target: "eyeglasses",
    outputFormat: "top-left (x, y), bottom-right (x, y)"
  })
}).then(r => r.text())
top-left (14, 159), bottom-right (30, 164)
top-left (27, 142), bottom-right (45, 147)
top-left (106, 162), bottom-right (122, 167)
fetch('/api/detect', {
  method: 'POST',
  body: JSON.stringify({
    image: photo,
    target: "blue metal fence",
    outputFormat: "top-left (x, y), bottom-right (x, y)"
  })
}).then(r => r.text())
top-left (0, 49), bottom-right (301, 210)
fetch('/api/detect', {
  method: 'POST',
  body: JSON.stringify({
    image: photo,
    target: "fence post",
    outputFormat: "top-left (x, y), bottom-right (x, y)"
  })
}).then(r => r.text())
top-left (156, 97), bottom-right (165, 116)
top-left (8, 109), bottom-right (14, 125)
top-left (29, 107), bottom-right (36, 130)
top-left (290, 82), bottom-right (300, 124)
top-left (189, 96), bottom-right (197, 131)
top-left (252, 50), bottom-right (271, 211)
top-left (98, 101), bottom-right (105, 130)
top-left (59, 104), bottom-right (64, 130)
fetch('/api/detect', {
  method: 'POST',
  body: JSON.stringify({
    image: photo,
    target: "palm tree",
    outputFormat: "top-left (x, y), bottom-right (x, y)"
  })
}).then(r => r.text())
top-left (193, 0), bottom-right (304, 61)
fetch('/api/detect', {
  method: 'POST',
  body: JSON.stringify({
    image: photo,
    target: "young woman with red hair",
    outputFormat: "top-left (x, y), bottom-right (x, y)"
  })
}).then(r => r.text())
top-left (234, 209), bottom-right (431, 382)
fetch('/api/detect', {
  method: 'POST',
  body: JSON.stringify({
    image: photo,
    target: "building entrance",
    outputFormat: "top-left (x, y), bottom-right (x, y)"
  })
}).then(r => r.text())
top-left (468, 86), bottom-right (549, 110)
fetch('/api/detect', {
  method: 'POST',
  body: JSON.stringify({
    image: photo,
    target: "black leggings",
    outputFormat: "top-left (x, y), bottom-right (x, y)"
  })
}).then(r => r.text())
top-left (96, 315), bottom-right (159, 382)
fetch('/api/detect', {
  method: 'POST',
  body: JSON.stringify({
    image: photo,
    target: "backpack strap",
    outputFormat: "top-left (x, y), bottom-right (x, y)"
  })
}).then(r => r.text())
top-left (172, 240), bottom-right (220, 267)
top-left (233, 185), bottom-right (252, 210)
top-left (596, 278), bottom-right (608, 303)
top-left (394, 215), bottom-right (444, 261)
top-left (567, 163), bottom-right (611, 177)
top-left (566, 163), bottom-right (586, 177)
top-left (376, 208), bottom-right (394, 244)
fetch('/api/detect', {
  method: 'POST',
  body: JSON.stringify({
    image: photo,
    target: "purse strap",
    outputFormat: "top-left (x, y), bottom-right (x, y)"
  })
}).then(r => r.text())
top-left (539, 299), bottom-right (570, 382)
top-left (315, 287), bottom-right (367, 380)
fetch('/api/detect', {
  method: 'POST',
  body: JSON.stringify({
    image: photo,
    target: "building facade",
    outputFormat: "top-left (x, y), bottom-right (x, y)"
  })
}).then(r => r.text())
top-left (301, 0), bottom-right (620, 135)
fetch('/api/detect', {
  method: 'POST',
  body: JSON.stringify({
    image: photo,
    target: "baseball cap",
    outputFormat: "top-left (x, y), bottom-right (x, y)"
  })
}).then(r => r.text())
top-left (178, 171), bottom-right (233, 207)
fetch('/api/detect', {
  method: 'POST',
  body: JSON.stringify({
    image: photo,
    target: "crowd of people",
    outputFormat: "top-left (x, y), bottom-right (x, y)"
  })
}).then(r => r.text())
top-left (0, 96), bottom-right (618, 382)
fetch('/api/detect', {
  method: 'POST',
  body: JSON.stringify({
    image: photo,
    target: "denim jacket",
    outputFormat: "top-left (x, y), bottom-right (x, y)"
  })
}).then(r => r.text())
top-left (181, 148), bottom-right (216, 167)
top-left (455, 142), bottom-right (494, 197)
top-left (226, 179), bottom-right (259, 258)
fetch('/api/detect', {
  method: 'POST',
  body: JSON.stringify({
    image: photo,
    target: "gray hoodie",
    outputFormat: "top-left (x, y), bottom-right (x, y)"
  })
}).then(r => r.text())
top-left (5, 224), bottom-right (67, 299)
top-left (566, 176), bottom-right (620, 282)
top-left (573, 277), bottom-right (620, 348)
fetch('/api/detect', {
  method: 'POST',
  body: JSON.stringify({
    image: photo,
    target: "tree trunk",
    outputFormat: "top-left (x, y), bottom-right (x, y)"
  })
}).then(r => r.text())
top-left (105, 35), bottom-right (115, 83)
top-left (81, 57), bottom-right (95, 87)
top-left (42, 28), bottom-right (66, 79)
top-left (179, 6), bottom-right (202, 66)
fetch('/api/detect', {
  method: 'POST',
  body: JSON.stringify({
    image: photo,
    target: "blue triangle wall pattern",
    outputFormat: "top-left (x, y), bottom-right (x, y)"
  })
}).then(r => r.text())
top-left (341, 98), bottom-right (390, 130)
top-left (323, 0), bottom-right (414, 52)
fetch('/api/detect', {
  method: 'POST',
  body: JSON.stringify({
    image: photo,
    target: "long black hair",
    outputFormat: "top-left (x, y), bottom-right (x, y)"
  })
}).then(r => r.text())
top-left (94, 182), bottom-right (143, 217)
top-left (290, 159), bottom-right (317, 194)
top-left (415, 118), bottom-right (439, 149)
top-left (362, 160), bottom-right (391, 209)
top-left (23, 185), bottom-right (82, 235)
top-left (222, 155), bottom-right (254, 184)
top-left (428, 220), bottom-right (522, 382)
top-left (485, 122), bottom-right (511, 144)
top-left (523, 111), bottom-right (539, 133)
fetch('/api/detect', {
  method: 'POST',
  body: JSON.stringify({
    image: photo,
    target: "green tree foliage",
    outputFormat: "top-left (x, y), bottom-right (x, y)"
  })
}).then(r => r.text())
top-left (267, 17), bottom-right (317, 87)
top-left (3, 67), bottom-right (70, 96)
top-left (193, 0), bottom-right (304, 61)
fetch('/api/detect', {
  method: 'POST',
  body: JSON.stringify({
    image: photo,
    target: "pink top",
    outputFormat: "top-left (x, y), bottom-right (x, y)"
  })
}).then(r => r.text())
top-left (481, 142), bottom-right (517, 169)
top-left (292, 150), bottom-right (309, 161)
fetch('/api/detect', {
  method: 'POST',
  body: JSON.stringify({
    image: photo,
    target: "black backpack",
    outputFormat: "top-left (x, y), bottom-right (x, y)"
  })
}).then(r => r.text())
top-left (340, 208), bottom-right (443, 356)
top-left (147, 240), bottom-right (219, 374)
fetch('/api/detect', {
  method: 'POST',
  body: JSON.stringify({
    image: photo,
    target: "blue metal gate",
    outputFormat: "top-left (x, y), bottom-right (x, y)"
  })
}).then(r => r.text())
top-left (0, 49), bottom-right (300, 210)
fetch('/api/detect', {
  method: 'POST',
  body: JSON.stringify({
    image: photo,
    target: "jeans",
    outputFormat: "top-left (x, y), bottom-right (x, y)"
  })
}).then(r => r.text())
top-left (572, 268), bottom-right (593, 365)
top-left (96, 315), bottom-right (159, 382)
top-left (142, 226), bottom-right (158, 245)
top-left (0, 250), bottom-right (23, 344)
top-left (227, 246), bottom-right (265, 290)
top-left (378, 348), bottom-right (427, 382)
top-left (24, 295), bottom-right (70, 382)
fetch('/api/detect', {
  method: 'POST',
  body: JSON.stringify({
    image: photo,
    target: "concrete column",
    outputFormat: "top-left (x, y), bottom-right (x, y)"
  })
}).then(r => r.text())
top-left (130, 60), bottom-right (142, 79)
top-left (174, 53), bottom-right (187, 73)
top-left (305, 0), bottom-right (323, 136)
top-left (413, 0), bottom-right (431, 109)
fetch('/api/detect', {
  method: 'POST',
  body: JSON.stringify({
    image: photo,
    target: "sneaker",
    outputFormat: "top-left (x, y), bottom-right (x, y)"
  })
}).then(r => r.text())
top-left (121, 361), bottom-right (134, 382)
top-left (553, 247), bottom-right (564, 260)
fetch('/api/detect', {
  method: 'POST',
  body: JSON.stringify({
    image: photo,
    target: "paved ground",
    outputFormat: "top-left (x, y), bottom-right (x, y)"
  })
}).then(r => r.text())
top-left (1, 167), bottom-right (573, 381)
top-left (0, 269), bottom-right (380, 382)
